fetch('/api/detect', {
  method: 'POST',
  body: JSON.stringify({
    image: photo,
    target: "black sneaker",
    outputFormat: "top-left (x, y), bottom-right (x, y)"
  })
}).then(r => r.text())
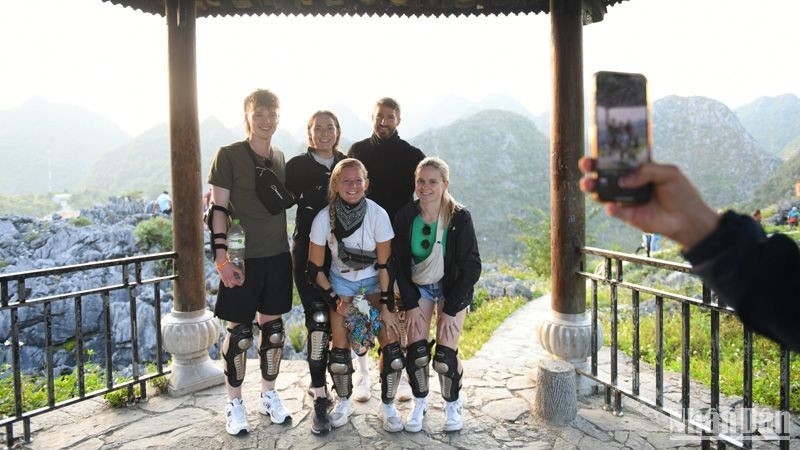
top-left (311, 397), bottom-right (332, 435)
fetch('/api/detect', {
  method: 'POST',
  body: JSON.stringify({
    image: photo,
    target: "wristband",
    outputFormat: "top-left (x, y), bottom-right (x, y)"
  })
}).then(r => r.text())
top-left (215, 259), bottom-right (230, 271)
top-left (379, 290), bottom-right (390, 305)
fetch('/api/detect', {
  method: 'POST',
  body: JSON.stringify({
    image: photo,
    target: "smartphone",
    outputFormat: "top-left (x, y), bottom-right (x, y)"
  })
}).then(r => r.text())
top-left (589, 71), bottom-right (653, 203)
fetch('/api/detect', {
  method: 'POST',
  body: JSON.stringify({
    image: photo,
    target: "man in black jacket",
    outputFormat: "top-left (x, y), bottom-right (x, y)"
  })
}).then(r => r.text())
top-left (348, 97), bottom-right (426, 402)
top-left (580, 158), bottom-right (799, 353)
top-left (349, 98), bottom-right (426, 221)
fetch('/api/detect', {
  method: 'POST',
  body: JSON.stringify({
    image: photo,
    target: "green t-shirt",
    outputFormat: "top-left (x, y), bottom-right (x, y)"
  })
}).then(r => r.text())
top-left (411, 215), bottom-right (448, 263)
top-left (208, 140), bottom-right (289, 258)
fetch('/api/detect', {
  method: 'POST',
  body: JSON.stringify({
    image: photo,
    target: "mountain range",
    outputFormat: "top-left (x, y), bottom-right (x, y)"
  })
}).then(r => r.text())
top-left (3, 94), bottom-right (800, 257)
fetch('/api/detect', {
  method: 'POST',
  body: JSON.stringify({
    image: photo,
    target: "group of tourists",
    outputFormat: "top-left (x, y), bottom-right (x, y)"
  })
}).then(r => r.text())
top-left (205, 90), bottom-right (481, 437)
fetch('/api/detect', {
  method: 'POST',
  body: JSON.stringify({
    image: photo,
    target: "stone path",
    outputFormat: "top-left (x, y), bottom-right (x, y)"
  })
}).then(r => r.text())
top-left (5, 295), bottom-right (795, 449)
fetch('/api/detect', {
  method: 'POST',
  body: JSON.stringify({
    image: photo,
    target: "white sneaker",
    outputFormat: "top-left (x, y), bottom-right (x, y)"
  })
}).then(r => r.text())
top-left (404, 397), bottom-right (428, 432)
top-left (378, 402), bottom-right (404, 432)
top-left (330, 398), bottom-right (353, 428)
top-left (352, 372), bottom-right (371, 402)
top-left (259, 390), bottom-right (291, 424)
top-left (224, 398), bottom-right (251, 435)
top-left (396, 374), bottom-right (412, 402)
top-left (444, 399), bottom-right (463, 432)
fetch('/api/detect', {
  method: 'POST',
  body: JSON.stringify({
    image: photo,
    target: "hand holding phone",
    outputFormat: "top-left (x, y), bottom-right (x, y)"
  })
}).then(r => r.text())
top-left (589, 71), bottom-right (653, 204)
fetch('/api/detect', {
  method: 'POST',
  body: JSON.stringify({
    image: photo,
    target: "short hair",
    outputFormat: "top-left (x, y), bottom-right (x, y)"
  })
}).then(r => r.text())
top-left (243, 89), bottom-right (280, 134)
top-left (375, 97), bottom-right (401, 118)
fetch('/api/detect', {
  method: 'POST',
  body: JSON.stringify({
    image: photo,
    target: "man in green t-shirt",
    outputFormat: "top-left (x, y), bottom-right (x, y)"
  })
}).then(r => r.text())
top-left (207, 89), bottom-right (293, 436)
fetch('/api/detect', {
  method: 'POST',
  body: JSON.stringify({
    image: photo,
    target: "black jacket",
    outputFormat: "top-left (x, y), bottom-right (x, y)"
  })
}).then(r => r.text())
top-left (684, 211), bottom-right (800, 353)
top-left (348, 133), bottom-right (425, 221)
top-left (285, 149), bottom-right (346, 242)
top-left (393, 201), bottom-right (482, 316)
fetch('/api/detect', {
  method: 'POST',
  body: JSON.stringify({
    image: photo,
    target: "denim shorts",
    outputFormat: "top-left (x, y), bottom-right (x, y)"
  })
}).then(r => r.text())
top-left (329, 272), bottom-right (380, 297)
top-left (418, 281), bottom-right (444, 302)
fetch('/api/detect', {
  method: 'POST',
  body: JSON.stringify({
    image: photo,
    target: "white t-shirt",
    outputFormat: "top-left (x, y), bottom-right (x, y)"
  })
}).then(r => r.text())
top-left (309, 198), bottom-right (394, 281)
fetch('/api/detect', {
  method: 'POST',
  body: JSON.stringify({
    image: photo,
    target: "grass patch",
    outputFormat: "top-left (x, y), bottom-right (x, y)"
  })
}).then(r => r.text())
top-left (460, 296), bottom-right (527, 359)
top-left (587, 245), bottom-right (800, 413)
top-left (1, 361), bottom-right (168, 417)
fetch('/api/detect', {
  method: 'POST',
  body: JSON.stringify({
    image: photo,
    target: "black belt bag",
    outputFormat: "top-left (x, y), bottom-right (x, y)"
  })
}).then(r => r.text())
top-left (246, 148), bottom-right (295, 215)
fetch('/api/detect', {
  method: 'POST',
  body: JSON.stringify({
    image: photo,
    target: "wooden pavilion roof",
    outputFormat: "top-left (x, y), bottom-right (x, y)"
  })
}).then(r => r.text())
top-left (101, 0), bottom-right (627, 20)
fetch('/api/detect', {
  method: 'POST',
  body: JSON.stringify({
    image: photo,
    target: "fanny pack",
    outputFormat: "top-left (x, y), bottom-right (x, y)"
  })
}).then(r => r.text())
top-left (246, 147), bottom-right (295, 215)
top-left (328, 234), bottom-right (376, 272)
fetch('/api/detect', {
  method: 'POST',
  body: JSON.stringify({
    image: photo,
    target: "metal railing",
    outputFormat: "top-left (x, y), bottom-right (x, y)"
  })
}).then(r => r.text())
top-left (0, 252), bottom-right (176, 448)
top-left (578, 246), bottom-right (796, 450)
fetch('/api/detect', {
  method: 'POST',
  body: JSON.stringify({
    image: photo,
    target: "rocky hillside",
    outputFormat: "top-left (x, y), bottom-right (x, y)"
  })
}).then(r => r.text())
top-left (735, 94), bottom-right (800, 159)
top-left (410, 110), bottom-right (550, 258)
top-left (653, 96), bottom-right (781, 208)
top-left (747, 150), bottom-right (800, 211)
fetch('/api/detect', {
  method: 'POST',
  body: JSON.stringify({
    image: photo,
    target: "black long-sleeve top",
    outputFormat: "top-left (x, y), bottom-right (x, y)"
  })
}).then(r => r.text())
top-left (393, 201), bottom-right (482, 316)
top-left (684, 211), bottom-right (800, 353)
top-left (285, 149), bottom-right (346, 242)
top-left (348, 132), bottom-right (425, 221)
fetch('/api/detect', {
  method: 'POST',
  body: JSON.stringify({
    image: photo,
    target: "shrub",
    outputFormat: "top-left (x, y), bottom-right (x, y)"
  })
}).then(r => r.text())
top-left (68, 216), bottom-right (92, 227)
top-left (512, 208), bottom-right (551, 278)
top-left (287, 322), bottom-right (307, 353)
top-left (134, 217), bottom-right (173, 253)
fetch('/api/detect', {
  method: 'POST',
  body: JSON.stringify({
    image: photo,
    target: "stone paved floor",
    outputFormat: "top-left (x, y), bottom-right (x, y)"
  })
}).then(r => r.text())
top-left (5, 295), bottom-right (796, 449)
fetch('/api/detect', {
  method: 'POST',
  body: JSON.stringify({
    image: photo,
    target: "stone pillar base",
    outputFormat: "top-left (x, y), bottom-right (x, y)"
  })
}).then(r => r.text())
top-left (536, 309), bottom-right (603, 396)
top-left (161, 309), bottom-right (224, 397)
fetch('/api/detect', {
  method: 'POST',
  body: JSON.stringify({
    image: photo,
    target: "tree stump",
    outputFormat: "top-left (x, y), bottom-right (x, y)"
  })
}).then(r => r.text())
top-left (533, 359), bottom-right (577, 426)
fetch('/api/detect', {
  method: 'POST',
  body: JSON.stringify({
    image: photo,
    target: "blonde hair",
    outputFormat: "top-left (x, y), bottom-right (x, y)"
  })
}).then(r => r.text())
top-left (327, 158), bottom-right (369, 232)
top-left (416, 157), bottom-right (463, 228)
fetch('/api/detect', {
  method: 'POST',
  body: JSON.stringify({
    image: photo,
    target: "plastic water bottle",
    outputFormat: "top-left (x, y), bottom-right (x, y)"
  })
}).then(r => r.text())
top-left (227, 219), bottom-right (246, 282)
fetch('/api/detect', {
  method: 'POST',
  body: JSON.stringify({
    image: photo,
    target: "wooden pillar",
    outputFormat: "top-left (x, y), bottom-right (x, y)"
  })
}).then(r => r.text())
top-left (166, 0), bottom-right (204, 312)
top-left (549, 0), bottom-right (585, 315)
top-left (161, 0), bottom-right (223, 395)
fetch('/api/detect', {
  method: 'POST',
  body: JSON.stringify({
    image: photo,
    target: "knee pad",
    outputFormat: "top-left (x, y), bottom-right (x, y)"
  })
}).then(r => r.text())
top-left (433, 345), bottom-right (462, 402)
top-left (223, 323), bottom-right (253, 388)
top-left (405, 339), bottom-right (433, 398)
top-left (328, 347), bottom-right (353, 399)
top-left (379, 342), bottom-right (405, 403)
top-left (306, 300), bottom-right (331, 388)
top-left (258, 319), bottom-right (284, 381)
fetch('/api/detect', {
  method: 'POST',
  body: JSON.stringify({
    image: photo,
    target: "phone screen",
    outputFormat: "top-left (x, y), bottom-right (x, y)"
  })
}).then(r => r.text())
top-left (591, 71), bottom-right (652, 203)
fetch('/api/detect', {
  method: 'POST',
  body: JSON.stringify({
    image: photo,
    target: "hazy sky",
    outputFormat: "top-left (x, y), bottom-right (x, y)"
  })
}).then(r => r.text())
top-left (1, 0), bottom-right (798, 136)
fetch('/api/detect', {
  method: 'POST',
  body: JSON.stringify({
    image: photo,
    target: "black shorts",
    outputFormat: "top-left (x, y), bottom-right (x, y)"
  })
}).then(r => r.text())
top-left (215, 251), bottom-right (293, 324)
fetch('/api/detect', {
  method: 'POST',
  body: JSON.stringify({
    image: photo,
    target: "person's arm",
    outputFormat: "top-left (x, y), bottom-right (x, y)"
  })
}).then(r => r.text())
top-left (579, 159), bottom-right (800, 352)
top-left (442, 210), bottom-right (482, 317)
top-left (684, 211), bottom-right (800, 352)
top-left (210, 186), bottom-right (244, 288)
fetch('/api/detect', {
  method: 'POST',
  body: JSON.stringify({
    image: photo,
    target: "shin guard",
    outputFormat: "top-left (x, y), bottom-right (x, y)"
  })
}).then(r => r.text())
top-left (258, 319), bottom-right (284, 381)
top-left (433, 345), bottom-right (462, 402)
top-left (306, 300), bottom-right (331, 388)
top-left (328, 347), bottom-right (353, 398)
top-left (380, 342), bottom-right (405, 403)
top-left (223, 324), bottom-right (253, 388)
top-left (405, 339), bottom-right (433, 398)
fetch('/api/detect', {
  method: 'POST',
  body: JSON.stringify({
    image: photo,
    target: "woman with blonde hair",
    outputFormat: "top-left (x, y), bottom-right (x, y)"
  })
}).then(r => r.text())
top-left (307, 158), bottom-right (406, 432)
top-left (392, 156), bottom-right (481, 433)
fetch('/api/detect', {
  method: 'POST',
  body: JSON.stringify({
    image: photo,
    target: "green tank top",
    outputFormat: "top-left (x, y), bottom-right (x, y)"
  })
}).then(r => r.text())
top-left (411, 215), bottom-right (448, 263)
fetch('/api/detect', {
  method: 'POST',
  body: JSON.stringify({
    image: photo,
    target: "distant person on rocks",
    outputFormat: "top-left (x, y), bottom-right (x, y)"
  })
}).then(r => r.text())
top-left (579, 158), bottom-right (800, 353)
top-left (206, 89), bottom-right (293, 436)
top-left (306, 158), bottom-right (403, 432)
top-left (348, 97), bottom-right (425, 403)
top-left (393, 157), bottom-right (481, 433)
top-left (787, 206), bottom-right (799, 227)
top-left (635, 233), bottom-right (653, 257)
top-left (156, 191), bottom-right (172, 216)
top-left (285, 110), bottom-right (347, 435)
